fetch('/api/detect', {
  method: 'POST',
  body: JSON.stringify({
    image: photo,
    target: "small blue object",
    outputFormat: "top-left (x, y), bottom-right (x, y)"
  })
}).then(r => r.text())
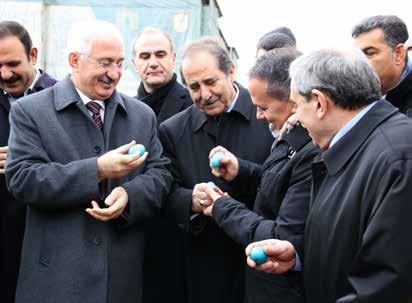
top-left (210, 151), bottom-right (224, 168)
top-left (128, 144), bottom-right (145, 156)
top-left (207, 181), bottom-right (216, 188)
top-left (250, 246), bottom-right (268, 265)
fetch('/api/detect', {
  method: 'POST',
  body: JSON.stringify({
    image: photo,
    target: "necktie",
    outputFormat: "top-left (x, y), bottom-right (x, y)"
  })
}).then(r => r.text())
top-left (86, 101), bottom-right (103, 129)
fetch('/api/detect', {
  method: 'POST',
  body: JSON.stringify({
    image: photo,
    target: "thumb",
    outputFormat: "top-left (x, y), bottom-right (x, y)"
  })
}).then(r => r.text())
top-left (115, 140), bottom-right (136, 154)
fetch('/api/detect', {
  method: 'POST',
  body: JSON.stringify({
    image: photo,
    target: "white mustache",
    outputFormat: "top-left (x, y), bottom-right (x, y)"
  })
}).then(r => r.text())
top-left (99, 75), bottom-right (114, 85)
top-left (201, 98), bottom-right (219, 106)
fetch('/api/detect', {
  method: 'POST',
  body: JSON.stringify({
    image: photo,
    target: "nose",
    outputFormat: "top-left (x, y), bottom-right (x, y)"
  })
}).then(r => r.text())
top-left (107, 68), bottom-right (122, 81)
top-left (0, 66), bottom-right (13, 80)
top-left (256, 108), bottom-right (265, 120)
top-left (148, 55), bottom-right (159, 68)
top-left (200, 86), bottom-right (212, 101)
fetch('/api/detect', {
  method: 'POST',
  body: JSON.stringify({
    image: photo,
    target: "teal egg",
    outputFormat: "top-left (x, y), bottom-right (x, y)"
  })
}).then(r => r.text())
top-left (250, 246), bottom-right (268, 265)
top-left (210, 151), bottom-right (224, 167)
top-left (128, 144), bottom-right (145, 156)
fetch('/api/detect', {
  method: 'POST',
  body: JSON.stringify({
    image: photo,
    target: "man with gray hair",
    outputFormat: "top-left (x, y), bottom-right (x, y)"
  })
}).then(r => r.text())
top-left (158, 37), bottom-right (273, 303)
top-left (5, 20), bottom-right (172, 303)
top-left (245, 48), bottom-right (412, 302)
top-left (352, 15), bottom-right (412, 117)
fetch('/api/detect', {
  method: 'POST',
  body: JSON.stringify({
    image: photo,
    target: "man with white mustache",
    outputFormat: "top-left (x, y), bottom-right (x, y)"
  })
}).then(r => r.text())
top-left (158, 37), bottom-right (273, 303)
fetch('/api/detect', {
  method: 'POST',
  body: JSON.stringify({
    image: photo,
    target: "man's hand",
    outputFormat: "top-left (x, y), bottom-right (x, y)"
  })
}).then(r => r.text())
top-left (97, 141), bottom-right (148, 180)
top-left (192, 183), bottom-right (215, 213)
top-left (86, 187), bottom-right (128, 221)
top-left (246, 239), bottom-right (296, 274)
top-left (209, 146), bottom-right (238, 181)
top-left (0, 146), bottom-right (8, 174)
top-left (201, 184), bottom-right (227, 216)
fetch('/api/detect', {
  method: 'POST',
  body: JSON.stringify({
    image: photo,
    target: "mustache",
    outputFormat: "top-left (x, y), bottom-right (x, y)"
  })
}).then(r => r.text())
top-left (201, 97), bottom-right (219, 107)
top-left (99, 75), bottom-right (114, 85)
top-left (0, 75), bottom-right (21, 85)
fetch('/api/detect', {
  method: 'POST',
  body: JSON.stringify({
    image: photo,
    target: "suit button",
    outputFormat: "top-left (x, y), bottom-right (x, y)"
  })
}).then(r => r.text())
top-left (93, 237), bottom-right (102, 246)
top-left (94, 146), bottom-right (101, 154)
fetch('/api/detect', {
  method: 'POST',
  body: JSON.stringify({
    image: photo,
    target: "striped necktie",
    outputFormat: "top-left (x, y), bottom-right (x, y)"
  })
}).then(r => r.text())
top-left (86, 101), bottom-right (103, 129)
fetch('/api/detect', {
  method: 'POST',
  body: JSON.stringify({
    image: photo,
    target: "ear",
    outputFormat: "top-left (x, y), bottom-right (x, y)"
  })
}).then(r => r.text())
top-left (68, 52), bottom-right (80, 72)
top-left (29, 47), bottom-right (38, 65)
top-left (394, 43), bottom-right (406, 65)
top-left (311, 89), bottom-right (329, 120)
top-left (229, 64), bottom-right (236, 82)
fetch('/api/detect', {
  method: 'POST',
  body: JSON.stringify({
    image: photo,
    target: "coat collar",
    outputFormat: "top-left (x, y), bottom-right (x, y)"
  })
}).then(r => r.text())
top-left (54, 76), bottom-right (127, 113)
top-left (192, 82), bottom-right (253, 133)
top-left (322, 100), bottom-right (398, 175)
top-left (275, 123), bottom-right (311, 152)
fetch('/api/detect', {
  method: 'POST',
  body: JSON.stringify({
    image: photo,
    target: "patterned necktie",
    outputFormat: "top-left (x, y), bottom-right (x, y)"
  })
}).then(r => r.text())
top-left (86, 101), bottom-right (103, 129)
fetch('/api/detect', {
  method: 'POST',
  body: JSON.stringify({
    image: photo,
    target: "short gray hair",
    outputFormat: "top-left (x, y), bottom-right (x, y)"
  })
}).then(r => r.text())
top-left (249, 47), bottom-right (301, 100)
top-left (290, 49), bottom-right (381, 110)
top-left (131, 27), bottom-right (174, 57)
top-left (352, 15), bottom-right (409, 50)
top-left (66, 20), bottom-right (123, 56)
top-left (182, 37), bottom-right (233, 75)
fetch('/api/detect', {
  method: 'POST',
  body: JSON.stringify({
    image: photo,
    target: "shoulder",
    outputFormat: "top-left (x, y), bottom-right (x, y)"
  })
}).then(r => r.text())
top-left (118, 92), bottom-right (156, 117)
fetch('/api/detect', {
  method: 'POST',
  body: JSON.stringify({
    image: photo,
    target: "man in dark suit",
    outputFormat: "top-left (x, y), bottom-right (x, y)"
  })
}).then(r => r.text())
top-left (246, 48), bottom-right (412, 302)
top-left (5, 20), bottom-right (172, 303)
top-left (0, 20), bottom-right (56, 303)
top-left (352, 15), bottom-right (412, 116)
top-left (158, 37), bottom-right (273, 303)
top-left (132, 27), bottom-right (192, 126)
top-left (131, 27), bottom-right (192, 303)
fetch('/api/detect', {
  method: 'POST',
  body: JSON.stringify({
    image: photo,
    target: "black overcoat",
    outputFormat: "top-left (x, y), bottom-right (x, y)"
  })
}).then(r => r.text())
top-left (303, 100), bottom-right (412, 302)
top-left (386, 67), bottom-right (412, 117)
top-left (158, 84), bottom-right (273, 303)
top-left (212, 124), bottom-right (320, 303)
top-left (0, 71), bottom-right (56, 303)
top-left (5, 77), bottom-right (172, 303)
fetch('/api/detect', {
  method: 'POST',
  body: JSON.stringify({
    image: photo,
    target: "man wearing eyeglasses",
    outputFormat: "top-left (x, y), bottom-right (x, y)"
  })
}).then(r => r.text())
top-left (0, 20), bottom-right (56, 303)
top-left (5, 20), bottom-right (172, 303)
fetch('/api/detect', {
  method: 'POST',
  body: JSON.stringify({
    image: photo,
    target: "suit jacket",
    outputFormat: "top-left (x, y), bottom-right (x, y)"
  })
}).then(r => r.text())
top-left (5, 76), bottom-right (172, 303)
top-left (212, 124), bottom-right (320, 303)
top-left (0, 71), bottom-right (56, 303)
top-left (158, 83), bottom-right (273, 303)
top-left (138, 78), bottom-right (193, 303)
top-left (386, 67), bottom-right (412, 117)
top-left (304, 100), bottom-right (412, 303)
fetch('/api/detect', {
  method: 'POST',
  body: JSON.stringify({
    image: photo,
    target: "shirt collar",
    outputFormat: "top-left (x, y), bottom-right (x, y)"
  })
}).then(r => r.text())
top-left (75, 87), bottom-right (105, 110)
top-left (329, 101), bottom-right (378, 148)
top-left (225, 82), bottom-right (239, 112)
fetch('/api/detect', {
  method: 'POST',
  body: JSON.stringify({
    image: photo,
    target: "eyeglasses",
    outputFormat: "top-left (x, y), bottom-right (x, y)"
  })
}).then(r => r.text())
top-left (78, 53), bottom-right (128, 71)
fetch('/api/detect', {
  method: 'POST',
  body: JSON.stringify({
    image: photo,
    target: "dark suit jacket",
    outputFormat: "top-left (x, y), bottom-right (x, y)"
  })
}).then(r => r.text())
top-left (5, 76), bottom-right (172, 303)
top-left (386, 66), bottom-right (412, 117)
top-left (212, 125), bottom-right (320, 303)
top-left (158, 83), bottom-right (273, 303)
top-left (138, 79), bottom-right (193, 303)
top-left (304, 101), bottom-right (412, 303)
top-left (0, 71), bottom-right (56, 303)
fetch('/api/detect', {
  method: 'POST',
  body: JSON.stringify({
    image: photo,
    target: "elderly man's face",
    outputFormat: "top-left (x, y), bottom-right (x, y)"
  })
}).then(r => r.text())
top-left (354, 28), bottom-right (404, 93)
top-left (132, 32), bottom-right (175, 92)
top-left (182, 50), bottom-right (236, 117)
top-left (248, 78), bottom-right (293, 131)
top-left (0, 36), bottom-right (36, 97)
top-left (71, 37), bottom-right (124, 100)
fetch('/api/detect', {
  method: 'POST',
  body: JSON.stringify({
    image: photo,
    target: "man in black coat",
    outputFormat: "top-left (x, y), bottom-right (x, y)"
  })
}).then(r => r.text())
top-left (158, 38), bottom-right (273, 303)
top-left (0, 21), bottom-right (56, 303)
top-left (131, 27), bottom-right (193, 303)
top-left (247, 49), bottom-right (412, 302)
top-left (132, 27), bottom-right (192, 126)
top-left (199, 49), bottom-right (320, 303)
top-left (353, 15), bottom-right (412, 116)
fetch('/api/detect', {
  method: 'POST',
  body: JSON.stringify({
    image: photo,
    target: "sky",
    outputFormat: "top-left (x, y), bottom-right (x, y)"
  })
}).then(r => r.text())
top-left (217, 0), bottom-right (412, 85)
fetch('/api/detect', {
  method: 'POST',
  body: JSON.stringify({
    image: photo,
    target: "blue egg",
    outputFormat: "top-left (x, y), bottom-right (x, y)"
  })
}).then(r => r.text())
top-left (210, 151), bottom-right (224, 167)
top-left (250, 246), bottom-right (268, 265)
top-left (207, 181), bottom-right (217, 188)
top-left (128, 144), bottom-right (146, 156)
